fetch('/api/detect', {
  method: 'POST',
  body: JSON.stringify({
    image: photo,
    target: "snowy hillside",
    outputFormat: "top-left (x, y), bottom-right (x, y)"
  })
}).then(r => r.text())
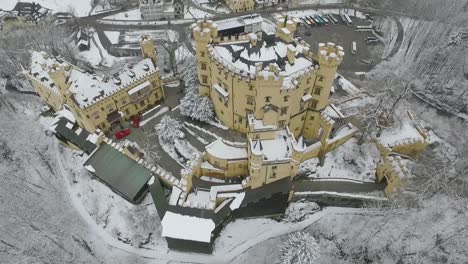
top-left (1, 0), bottom-right (92, 17)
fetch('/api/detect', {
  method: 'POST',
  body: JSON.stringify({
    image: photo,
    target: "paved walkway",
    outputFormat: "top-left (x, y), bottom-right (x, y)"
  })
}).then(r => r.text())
top-left (293, 178), bottom-right (386, 193)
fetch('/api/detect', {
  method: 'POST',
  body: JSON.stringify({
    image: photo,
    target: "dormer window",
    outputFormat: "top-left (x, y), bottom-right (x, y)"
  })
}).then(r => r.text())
top-left (128, 71), bottom-right (136, 78)
top-left (265, 96), bottom-right (271, 103)
top-left (143, 64), bottom-right (149, 71)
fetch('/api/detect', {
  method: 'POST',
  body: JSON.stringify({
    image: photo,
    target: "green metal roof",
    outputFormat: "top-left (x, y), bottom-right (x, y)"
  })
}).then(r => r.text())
top-left (84, 143), bottom-right (152, 203)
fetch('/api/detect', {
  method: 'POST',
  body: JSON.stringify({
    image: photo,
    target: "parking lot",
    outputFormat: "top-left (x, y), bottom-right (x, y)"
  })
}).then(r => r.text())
top-left (276, 12), bottom-right (385, 75)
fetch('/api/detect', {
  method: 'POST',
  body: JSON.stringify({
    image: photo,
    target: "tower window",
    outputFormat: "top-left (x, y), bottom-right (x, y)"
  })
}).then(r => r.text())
top-left (247, 96), bottom-right (254, 105)
top-left (283, 96), bottom-right (289, 102)
top-left (310, 100), bottom-right (318, 109)
top-left (314, 86), bottom-right (322, 95)
top-left (280, 107), bottom-right (288, 116)
top-left (265, 96), bottom-right (271, 103)
top-left (201, 63), bottom-right (207, 70)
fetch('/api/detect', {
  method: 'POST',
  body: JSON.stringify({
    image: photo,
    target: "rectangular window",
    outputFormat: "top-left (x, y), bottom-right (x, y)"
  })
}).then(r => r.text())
top-left (280, 107), bottom-right (288, 115)
top-left (278, 120), bottom-right (286, 128)
top-left (125, 109), bottom-right (130, 115)
top-left (247, 96), bottom-right (254, 105)
top-left (310, 116), bottom-right (315, 120)
top-left (310, 100), bottom-right (318, 109)
top-left (283, 96), bottom-right (289, 102)
top-left (201, 63), bottom-right (207, 71)
top-left (246, 109), bottom-right (254, 115)
top-left (314, 87), bottom-right (322, 95)
top-left (92, 112), bottom-right (100, 120)
top-left (265, 96), bottom-right (271, 103)
top-left (201, 51), bottom-right (205, 57)
top-left (202, 75), bottom-right (208, 84)
top-left (318, 75), bottom-right (324, 81)
top-left (121, 97), bottom-right (127, 105)
top-left (140, 101), bottom-right (145, 107)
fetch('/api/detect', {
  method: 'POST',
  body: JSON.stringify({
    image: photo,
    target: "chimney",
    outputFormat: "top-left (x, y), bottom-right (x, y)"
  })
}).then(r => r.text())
top-left (287, 44), bottom-right (296, 65)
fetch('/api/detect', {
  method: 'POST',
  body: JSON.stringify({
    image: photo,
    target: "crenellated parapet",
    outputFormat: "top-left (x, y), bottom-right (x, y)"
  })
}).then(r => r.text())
top-left (192, 20), bottom-right (218, 43)
top-left (275, 15), bottom-right (297, 43)
top-left (317, 42), bottom-right (345, 69)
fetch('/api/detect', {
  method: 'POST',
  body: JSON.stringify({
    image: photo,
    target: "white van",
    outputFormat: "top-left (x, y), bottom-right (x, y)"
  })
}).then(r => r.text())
top-left (351, 41), bottom-right (357, 55)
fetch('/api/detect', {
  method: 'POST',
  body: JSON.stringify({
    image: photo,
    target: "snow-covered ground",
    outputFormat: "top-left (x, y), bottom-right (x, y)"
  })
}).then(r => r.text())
top-left (104, 31), bottom-right (120, 45)
top-left (379, 118), bottom-right (424, 147)
top-left (185, 6), bottom-right (214, 19)
top-left (297, 0), bottom-right (344, 5)
top-left (192, 0), bottom-right (230, 14)
top-left (120, 30), bottom-right (178, 43)
top-left (0, 0), bottom-right (93, 17)
top-left (299, 138), bottom-right (380, 182)
top-left (279, 8), bottom-right (367, 20)
top-left (60, 147), bottom-right (167, 250)
top-left (104, 8), bottom-right (142, 20)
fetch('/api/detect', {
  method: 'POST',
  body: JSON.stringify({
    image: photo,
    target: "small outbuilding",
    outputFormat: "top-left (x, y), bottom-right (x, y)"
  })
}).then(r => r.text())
top-left (84, 142), bottom-right (153, 203)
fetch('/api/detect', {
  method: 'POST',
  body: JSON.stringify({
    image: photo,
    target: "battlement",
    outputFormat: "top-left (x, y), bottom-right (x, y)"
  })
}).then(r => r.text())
top-left (192, 20), bottom-right (218, 42)
top-left (318, 42), bottom-right (344, 66)
top-left (275, 15), bottom-right (297, 42)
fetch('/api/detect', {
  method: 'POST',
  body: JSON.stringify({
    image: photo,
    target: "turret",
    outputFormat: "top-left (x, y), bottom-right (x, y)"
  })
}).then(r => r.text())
top-left (248, 138), bottom-right (265, 189)
top-left (290, 131), bottom-right (305, 176)
top-left (314, 42), bottom-right (345, 110)
top-left (191, 20), bottom-right (218, 96)
top-left (140, 34), bottom-right (157, 65)
top-left (275, 15), bottom-right (297, 43)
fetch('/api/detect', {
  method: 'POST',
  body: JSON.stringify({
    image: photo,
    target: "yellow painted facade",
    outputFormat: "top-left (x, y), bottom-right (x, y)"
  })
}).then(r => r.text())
top-left (192, 18), bottom-right (344, 140)
top-left (225, 0), bottom-right (255, 13)
top-left (188, 17), bottom-right (359, 189)
top-left (26, 35), bottom-right (164, 133)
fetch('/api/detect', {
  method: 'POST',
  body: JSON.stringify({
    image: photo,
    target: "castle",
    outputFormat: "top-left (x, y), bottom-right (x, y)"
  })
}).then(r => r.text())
top-left (191, 16), bottom-right (357, 184)
top-left (25, 35), bottom-right (165, 133)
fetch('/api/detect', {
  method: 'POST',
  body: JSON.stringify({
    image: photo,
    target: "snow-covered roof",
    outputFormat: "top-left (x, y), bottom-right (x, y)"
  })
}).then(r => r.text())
top-left (28, 51), bottom-right (67, 95)
top-left (213, 83), bottom-right (228, 98)
top-left (248, 116), bottom-right (277, 131)
top-left (128, 80), bottom-right (151, 95)
top-left (68, 58), bottom-right (157, 108)
top-left (206, 139), bottom-right (248, 160)
top-left (29, 51), bottom-right (159, 109)
top-left (260, 130), bottom-right (294, 161)
top-left (216, 14), bottom-right (263, 32)
top-left (161, 212), bottom-right (215, 243)
top-left (209, 37), bottom-right (314, 90)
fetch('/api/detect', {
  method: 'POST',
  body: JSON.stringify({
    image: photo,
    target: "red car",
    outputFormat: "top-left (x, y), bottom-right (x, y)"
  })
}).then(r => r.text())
top-left (115, 128), bottom-right (131, 139)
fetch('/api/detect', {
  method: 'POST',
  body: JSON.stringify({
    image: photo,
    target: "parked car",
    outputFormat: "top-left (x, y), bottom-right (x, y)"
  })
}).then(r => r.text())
top-left (351, 41), bottom-right (357, 55)
top-left (115, 128), bottom-right (131, 139)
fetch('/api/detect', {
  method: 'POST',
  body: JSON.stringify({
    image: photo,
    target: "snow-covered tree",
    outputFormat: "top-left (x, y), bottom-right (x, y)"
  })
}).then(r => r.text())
top-left (156, 116), bottom-right (183, 143)
top-left (275, 232), bottom-right (321, 264)
top-left (180, 94), bottom-right (214, 123)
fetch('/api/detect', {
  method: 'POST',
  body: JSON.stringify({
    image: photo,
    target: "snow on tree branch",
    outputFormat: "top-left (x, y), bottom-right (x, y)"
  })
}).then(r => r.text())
top-left (180, 92), bottom-right (214, 123)
top-left (275, 231), bottom-right (321, 264)
top-left (156, 116), bottom-right (183, 143)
